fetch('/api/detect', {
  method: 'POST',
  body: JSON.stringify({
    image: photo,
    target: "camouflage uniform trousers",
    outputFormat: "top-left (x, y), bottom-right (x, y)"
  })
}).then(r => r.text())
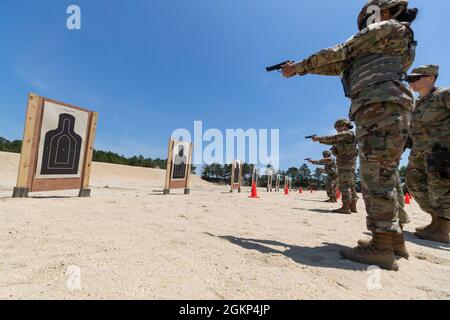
top-left (406, 151), bottom-right (450, 220)
top-left (355, 102), bottom-right (411, 234)
top-left (337, 166), bottom-right (358, 203)
top-left (326, 174), bottom-right (338, 198)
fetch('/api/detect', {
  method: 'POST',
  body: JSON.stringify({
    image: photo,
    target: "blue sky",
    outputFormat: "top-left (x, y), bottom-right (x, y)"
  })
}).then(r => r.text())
top-left (1, 0), bottom-right (449, 170)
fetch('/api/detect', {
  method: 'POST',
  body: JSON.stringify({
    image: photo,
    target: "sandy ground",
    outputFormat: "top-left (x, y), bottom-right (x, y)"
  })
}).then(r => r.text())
top-left (0, 151), bottom-right (449, 300)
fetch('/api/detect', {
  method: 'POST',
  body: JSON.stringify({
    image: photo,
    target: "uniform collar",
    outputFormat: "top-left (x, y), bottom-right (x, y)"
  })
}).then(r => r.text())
top-left (419, 87), bottom-right (438, 103)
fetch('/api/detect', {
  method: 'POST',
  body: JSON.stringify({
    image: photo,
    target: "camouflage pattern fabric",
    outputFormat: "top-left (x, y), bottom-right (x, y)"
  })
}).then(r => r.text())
top-left (407, 64), bottom-right (439, 78)
top-left (406, 87), bottom-right (450, 220)
top-left (358, 0), bottom-right (409, 30)
top-left (337, 168), bottom-right (359, 203)
top-left (310, 158), bottom-right (338, 198)
top-left (294, 20), bottom-right (415, 120)
top-left (292, 17), bottom-right (416, 233)
top-left (316, 131), bottom-right (358, 202)
top-left (355, 102), bottom-right (411, 233)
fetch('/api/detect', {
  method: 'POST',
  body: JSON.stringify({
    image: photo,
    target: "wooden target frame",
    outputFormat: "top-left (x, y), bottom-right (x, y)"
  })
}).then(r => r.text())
top-left (164, 139), bottom-right (193, 195)
top-left (230, 160), bottom-right (243, 193)
top-left (275, 174), bottom-right (281, 192)
top-left (266, 169), bottom-right (273, 192)
top-left (13, 93), bottom-right (98, 198)
top-left (284, 176), bottom-right (289, 190)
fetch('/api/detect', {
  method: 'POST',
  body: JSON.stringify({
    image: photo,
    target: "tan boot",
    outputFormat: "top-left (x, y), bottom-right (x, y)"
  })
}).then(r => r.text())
top-left (359, 233), bottom-right (409, 259)
top-left (341, 233), bottom-right (399, 271)
top-left (414, 217), bottom-right (450, 244)
top-left (333, 201), bottom-right (351, 214)
top-left (325, 197), bottom-right (337, 203)
top-left (350, 200), bottom-right (358, 213)
top-left (415, 213), bottom-right (437, 233)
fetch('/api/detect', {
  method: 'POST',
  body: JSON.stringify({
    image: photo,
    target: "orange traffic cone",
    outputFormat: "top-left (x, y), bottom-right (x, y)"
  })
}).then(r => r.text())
top-left (299, 187), bottom-right (303, 194)
top-left (249, 182), bottom-right (259, 199)
top-left (284, 185), bottom-right (289, 195)
top-left (405, 193), bottom-right (411, 205)
top-left (336, 189), bottom-right (341, 200)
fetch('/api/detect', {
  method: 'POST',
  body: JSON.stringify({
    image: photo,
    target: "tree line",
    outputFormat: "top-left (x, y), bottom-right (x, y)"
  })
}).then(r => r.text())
top-left (0, 137), bottom-right (22, 153)
top-left (1, 136), bottom-right (410, 185)
top-left (201, 163), bottom-right (347, 189)
top-left (0, 136), bottom-right (195, 172)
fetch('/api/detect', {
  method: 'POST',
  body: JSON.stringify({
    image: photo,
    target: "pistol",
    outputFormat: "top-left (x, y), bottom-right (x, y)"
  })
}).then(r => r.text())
top-left (266, 60), bottom-right (293, 72)
top-left (305, 158), bottom-right (312, 161)
top-left (305, 135), bottom-right (317, 139)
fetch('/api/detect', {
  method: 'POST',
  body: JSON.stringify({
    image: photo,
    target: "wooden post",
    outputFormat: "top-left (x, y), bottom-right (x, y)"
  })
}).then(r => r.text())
top-left (79, 112), bottom-right (98, 197)
top-left (184, 142), bottom-right (193, 195)
top-left (230, 161), bottom-right (235, 193)
top-left (13, 94), bottom-right (42, 198)
top-left (267, 170), bottom-right (273, 192)
top-left (238, 162), bottom-right (242, 193)
top-left (164, 139), bottom-right (174, 195)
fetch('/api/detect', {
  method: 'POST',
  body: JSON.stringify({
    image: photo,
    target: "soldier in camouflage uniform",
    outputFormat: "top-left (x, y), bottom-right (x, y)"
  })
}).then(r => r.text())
top-left (311, 120), bottom-right (359, 213)
top-left (281, 0), bottom-right (418, 270)
top-left (308, 150), bottom-right (338, 203)
top-left (405, 65), bottom-right (450, 244)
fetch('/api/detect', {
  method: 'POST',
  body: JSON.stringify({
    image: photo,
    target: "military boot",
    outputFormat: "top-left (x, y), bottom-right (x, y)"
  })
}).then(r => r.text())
top-left (341, 233), bottom-right (399, 271)
top-left (350, 200), bottom-right (358, 213)
top-left (333, 201), bottom-right (351, 214)
top-left (325, 196), bottom-right (337, 203)
top-left (358, 232), bottom-right (409, 259)
top-left (414, 217), bottom-right (450, 244)
top-left (415, 213), bottom-right (437, 234)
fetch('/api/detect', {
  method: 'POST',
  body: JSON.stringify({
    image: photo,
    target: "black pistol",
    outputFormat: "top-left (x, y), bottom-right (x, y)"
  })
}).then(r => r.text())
top-left (266, 60), bottom-right (293, 72)
top-left (305, 135), bottom-right (317, 139)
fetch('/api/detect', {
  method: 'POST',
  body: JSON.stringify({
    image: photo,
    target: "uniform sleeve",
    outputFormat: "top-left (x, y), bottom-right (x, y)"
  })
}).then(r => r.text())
top-left (436, 88), bottom-right (450, 108)
top-left (318, 132), bottom-right (354, 145)
top-left (295, 20), bottom-right (406, 76)
top-left (311, 159), bottom-right (328, 165)
top-left (317, 135), bottom-right (338, 146)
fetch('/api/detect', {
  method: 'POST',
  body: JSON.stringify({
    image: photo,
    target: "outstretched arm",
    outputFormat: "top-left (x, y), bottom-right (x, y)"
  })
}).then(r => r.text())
top-left (286, 20), bottom-right (411, 77)
top-left (310, 159), bottom-right (329, 165)
top-left (314, 135), bottom-right (337, 146)
top-left (314, 131), bottom-right (354, 146)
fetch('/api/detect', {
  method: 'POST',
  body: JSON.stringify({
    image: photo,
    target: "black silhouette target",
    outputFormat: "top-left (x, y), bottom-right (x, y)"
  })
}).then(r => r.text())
top-left (233, 163), bottom-right (240, 183)
top-left (172, 144), bottom-right (188, 180)
top-left (40, 113), bottom-right (83, 175)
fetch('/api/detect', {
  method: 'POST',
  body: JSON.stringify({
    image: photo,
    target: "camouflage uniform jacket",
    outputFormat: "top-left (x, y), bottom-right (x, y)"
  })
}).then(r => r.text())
top-left (316, 131), bottom-right (357, 168)
top-left (294, 20), bottom-right (415, 119)
top-left (410, 87), bottom-right (450, 153)
top-left (310, 158), bottom-right (337, 179)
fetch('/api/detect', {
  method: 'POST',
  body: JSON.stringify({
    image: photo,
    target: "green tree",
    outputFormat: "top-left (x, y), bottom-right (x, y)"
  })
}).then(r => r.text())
top-left (298, 164), bottom-right (312, 187)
